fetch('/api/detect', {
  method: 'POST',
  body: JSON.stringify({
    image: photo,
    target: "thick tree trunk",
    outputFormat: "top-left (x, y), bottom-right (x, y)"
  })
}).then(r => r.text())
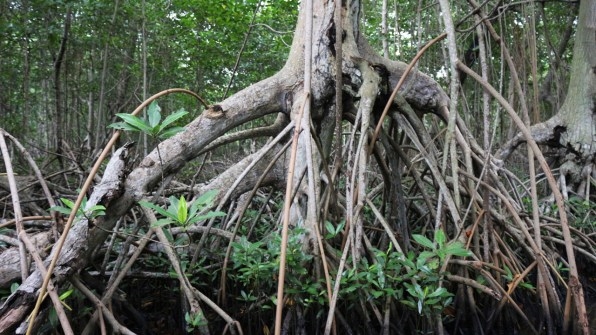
top-left (499, 0), bottom-right (596, 169)
top-left (558, 0), bottom-right (596, 157)
top-left (0, 0), bottom-right (450, 332)
top-left (493, 2), bottom-right (594, 333)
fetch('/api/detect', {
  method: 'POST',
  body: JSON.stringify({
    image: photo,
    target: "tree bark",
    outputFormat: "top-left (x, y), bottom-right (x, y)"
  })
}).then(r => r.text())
top-left (53, 8), bottom-right (71, 169)
top-left (0, 0), bottom-right (450, 331)
top-left (499, 0), bottom-right (596, 179)
top-left (558, 0), bottom-right (596, 157)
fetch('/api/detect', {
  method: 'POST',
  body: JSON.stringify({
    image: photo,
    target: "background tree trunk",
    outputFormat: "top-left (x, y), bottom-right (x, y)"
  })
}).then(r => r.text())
top-left (558, 0), bottom-right (596, 158)
top-left (53, 9), bottom-right (71, 169)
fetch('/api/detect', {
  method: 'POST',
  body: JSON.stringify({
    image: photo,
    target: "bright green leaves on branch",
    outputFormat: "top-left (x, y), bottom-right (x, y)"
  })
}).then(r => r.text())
top-left (399, 230), bottom-right (471, 316)
top-left (139, 190), bottom-right (226, 230)
top-left (109, 102), bottom-right (188, 140)
top-left (50, 196), bottom-right (106, 221)
top-left (412, 230), bottom-right (470, 265)
top-left (403, 282), bottom-right (452, 315)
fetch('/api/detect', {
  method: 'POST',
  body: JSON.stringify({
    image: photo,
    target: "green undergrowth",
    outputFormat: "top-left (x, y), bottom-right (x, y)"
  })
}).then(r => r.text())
top-left (227, 226), bottom-right (471, 329)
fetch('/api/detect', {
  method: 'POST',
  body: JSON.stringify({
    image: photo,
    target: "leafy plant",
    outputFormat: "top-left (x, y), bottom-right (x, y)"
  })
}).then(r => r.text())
top-left (139, 190), bottom-right (226, 230)
top-left (521, 196), bottom-right (533, 213)
top-left (330, 230), bottom-right (471, 318)
top-left (399, 230), bottom-right (470, 316)
top-left (238, 290), bottom-right (258, 303)
top-left (109, 101), bottom-right (188, 140)
top-left (231, 236), bottom-right (269, 290)
top-left (324, 220), bottom-right (345, 239)
top-left (185, 311), bottom-right (207, 332)
top-left (337, 244), bottom-right (407, 304)
top-left (402, 282), bottom-right (452, 315)
top-left (48, 287), bottom-right (75, 328)
top-left (567, 196), bottom-right (596, 230)
top-left (50, 196), bottom-right (106, 221)
top-left (230, 228), bottom-right (321, 309)
top-left (556, 262), bottom-right (569, 275)
top-left (412, 230), bottom-right (470, 265)
top-left (109, 101), bottom-right (189, 182)
top-left (502, 265), bottom-right (535, 291)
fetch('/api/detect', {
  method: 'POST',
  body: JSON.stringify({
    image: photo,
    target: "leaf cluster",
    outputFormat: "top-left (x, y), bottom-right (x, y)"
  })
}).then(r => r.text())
top-left (230, 228), bottom-right (321, 308)
top-left (139, 190), bottom-right (226, 229)
top-left (339, 230), bottom-right (470, 316)
top-left (109, 102), bottom-right (188, 140)
top-left (185, 311), bottom-right (207, 332)
top-left (50, 196), bottom-right (106, 222)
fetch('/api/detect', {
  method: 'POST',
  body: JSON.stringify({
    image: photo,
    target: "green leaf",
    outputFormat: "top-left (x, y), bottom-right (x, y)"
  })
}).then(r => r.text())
top-left (324, 221), bottom-right (334, 234)
top-left (418, 250), bottom-right (435, 262)
top-left (194, 190), bottom-right (218, 206)
top-left (139, 200), bottom-right (177, 221)
top-left (87, 205), bottom-right (106, 213)
top-left (417, 251), bottom-right (435, 270)
top-left (337, 220), bottom-right (345, 232)
top-left (49, 308), bottom-right (58, 327)
top-left (147, 102), bottom-right (162, 128)
top-left (412, 234), bottom-right (435, 250)
top-left (166, 196), bottom-right (182, 221)
top-left (49, 205), bottom-right (73, 215)
top-left (59, 289), bottom-right (74, 301)
top-left (188, 201), bottom-right (200, 218)
top-left (160, 109), bottom-right (188, 129)
top-left (189, 210), bottom-right (226, 224)
top-left (444, 242), bottom-right (471, 257)
top-left (503, 265), bottom-right (513, 280)
top-left (426, 258), bottom-right (439, 270)
top-left (400, 299), bottom-right (416, 310)
top-left (109, 122), bottom-right (141, 132)
top-left (177, 196), bottom-right (188, 224)
top-left (50, 197), bottom-right (88, 217)
top-left (151, 218), bottom-right (173, 228)
top-left (114, 113), bottom-right (153, 134)
top-left (371, 290), bottom-right (384, 298)
top-left (159, 126), bottom-right (186, 139)
top-left (427, 287), bottom-right (449, 298)
top-left (403, 252), bottom-right (416, 268)
top-left (434, 230), bottom-right (446, 247)
top-left (404, 282), bottom-right (417, 296)
top-left (163, 228), bottom-right (174, 242)
top-left (425, 297), bottom-right (441, 306)
top-left (60, 198), bottom-right (75, 209)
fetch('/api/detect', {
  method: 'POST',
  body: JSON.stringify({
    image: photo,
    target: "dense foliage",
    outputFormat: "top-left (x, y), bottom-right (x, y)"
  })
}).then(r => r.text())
top-left (0, 0), bottom-right (298, 156)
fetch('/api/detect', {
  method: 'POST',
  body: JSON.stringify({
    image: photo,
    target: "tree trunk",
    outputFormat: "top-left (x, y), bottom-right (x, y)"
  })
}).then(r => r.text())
top-left (498, 0), bottom-right (595, 183)
top-left (558, 0), bottom-right (596, 158)
top-left (493, 1), bottom-right (595, 333)
top-left (53, 8), bottom-right (71, 169)
top-left (0, 1), bottom-right (449, 331)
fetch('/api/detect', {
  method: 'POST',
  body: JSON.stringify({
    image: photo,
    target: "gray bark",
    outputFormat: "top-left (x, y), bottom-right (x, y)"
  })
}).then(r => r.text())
top-left (0, 0), bottom-right (449, 331)
top-left (558, 0), bottom-right (596, 156)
